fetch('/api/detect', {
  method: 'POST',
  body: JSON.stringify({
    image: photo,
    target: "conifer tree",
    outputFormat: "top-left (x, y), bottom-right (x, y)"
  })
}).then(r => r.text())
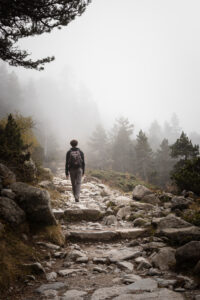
top-left (0, 0), bottom-right (91, 70)
top-left (170, 131), bottom-right (199, 160)
top-left (135, 130), bottom-right (153, 181)
top-left (111, 117), bottom-right (134, 172)
top-left (155, 138), bottom-right (175, 186)
top-left (88, 124), bottom-right (108, 169)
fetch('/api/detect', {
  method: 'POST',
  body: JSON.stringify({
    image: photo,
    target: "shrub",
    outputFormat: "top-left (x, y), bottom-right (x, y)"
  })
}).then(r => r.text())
top-left (171, 158), bottom-right (200, 195)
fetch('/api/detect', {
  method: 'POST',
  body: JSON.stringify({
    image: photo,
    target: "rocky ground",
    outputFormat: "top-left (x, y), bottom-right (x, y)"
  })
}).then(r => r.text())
top-left (2, 167), bottom-right (200, 300)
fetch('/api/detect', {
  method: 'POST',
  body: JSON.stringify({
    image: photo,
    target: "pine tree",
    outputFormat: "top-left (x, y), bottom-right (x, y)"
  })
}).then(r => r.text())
top-left (0, 0), bottom-right (91, 69)
top-left (135, 130), bottom-right (153, 181)
top-left (88, 124), bottom-right (108, 169)
top-left (111, 117), bottom-right (134, 172)
top-left (155, 138), bottom-right (175, 187)
top-left (170, 131), bottom-right (199, 160)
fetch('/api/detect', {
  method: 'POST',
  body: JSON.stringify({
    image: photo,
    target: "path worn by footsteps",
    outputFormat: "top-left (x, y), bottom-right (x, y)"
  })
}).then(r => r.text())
top-left (16, 168), bottom-right (200, 300)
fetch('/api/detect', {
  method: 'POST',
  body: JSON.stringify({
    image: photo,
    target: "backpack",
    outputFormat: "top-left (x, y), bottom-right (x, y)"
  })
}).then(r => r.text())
top-left (69, 150), bottom-right (82, 168)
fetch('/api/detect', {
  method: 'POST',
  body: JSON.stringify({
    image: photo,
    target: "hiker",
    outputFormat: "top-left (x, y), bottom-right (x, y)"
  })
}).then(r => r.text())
top-left (65, 139), bottom-right (85, 202)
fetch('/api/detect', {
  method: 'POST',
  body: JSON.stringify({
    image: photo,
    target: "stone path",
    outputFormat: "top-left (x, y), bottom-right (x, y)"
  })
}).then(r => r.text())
top-left (19, 168), bottom-right (200, 300)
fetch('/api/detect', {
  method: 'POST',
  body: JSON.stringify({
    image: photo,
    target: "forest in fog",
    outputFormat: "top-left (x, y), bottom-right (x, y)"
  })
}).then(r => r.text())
top-left (1, 62), bottom-right (200, 188)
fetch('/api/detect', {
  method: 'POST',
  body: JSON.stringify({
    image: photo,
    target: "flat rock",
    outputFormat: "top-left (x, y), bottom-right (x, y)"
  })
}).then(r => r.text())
top-left (68, 230), bottom-right (117, 241)
top-left (112, 288), bottom-right (184, 299)
top-left (116, 228), bottom-right (146, 239)
top-left (160, 226), bottom-right (200, 245)
top-left (153, 214), bottom-right (191, 230)
top-left (52, 208), bottom-right (64, 220)
top-left (36, 282), bottom-right (67, 294)
top-left (62, 289), bottom-right (87, 300)
top-left (64, 208), bottom-right (103, 222)
top-left (58, 269), bottom-right (82, 276)
top-left (106, 247), bottom-right (142, 262)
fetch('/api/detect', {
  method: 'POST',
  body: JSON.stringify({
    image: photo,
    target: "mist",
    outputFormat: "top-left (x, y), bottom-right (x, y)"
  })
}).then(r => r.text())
top-left (1, 0), bottom-right (200, 184)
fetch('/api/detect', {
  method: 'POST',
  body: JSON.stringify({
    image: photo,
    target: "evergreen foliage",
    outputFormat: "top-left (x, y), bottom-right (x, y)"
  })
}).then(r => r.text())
top-left (170, 131), bottom-right (199, 160)
top-left (88, 124), bottom-right (108, 169)
top-left (0, 0), bottom-right (91, 70)
top-left (135, 130), bottom-right (153, 182)
top-left (111, 117), bottom-right (134, 172)
top-left (0, 114), bottom-right (25, 160)
top-left (155, 138), bottom-right (175, 187)
top-left (171, 158), bottom-right (200, 194)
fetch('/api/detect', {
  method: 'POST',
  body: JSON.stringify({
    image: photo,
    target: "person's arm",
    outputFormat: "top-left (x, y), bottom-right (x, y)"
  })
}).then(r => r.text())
top-left (81, 151), bottom-right (85, 175)
top-left (65, 151), bottom-right (70, 176)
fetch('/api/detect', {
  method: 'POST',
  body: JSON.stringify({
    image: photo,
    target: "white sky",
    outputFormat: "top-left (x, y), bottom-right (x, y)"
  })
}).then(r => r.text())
top-left (12, 0), bottom-right (200, 132)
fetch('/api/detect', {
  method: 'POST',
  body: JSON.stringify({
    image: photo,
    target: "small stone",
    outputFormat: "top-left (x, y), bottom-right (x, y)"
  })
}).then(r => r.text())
top-left (62, 289), bottom-right (87, 300)
top-left (36, 282), bottom-right (67, 294)
top-left (135, 257), bottom-right (152, 270)
top-left (46, 272), bottom-right (57, 282)
top-left (93, 266), bottom-right (106, 273)
top-left (76, 257), bottom-right (89, 263)
top-left (93, 257), bottom-right (107, 264)
top-left (117, 261), bottom-right (134, 272)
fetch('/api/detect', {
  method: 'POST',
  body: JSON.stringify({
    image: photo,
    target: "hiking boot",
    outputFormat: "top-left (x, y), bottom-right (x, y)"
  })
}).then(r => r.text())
top-left (75, 198), bottom-right (79, 202)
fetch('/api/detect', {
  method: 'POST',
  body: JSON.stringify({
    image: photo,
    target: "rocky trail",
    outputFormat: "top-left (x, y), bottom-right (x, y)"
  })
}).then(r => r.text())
top-left (6, 168), bottom-right (200, 300)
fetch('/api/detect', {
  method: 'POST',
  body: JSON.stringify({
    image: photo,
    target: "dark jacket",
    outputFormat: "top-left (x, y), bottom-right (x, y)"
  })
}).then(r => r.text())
top-left (65, 147), bottom-right (85, 176)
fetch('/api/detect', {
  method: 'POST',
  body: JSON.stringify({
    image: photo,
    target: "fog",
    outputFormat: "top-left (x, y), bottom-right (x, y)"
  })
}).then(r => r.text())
top-left (1, 0), bottom-right (200, 150)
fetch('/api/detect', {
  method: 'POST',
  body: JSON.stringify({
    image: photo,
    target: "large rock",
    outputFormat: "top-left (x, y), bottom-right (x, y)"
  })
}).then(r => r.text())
top-left (0, 163), bottom-right (16, 187)
top-left (10, 182), bottom-right (56, 225)
top-left (64, 208), bottom-right (104, 222)
top-left (91, 279), bottom-right (158, 300)
top-left (175, 241), bottom-right (200, 266)
top-left (132, 185), bottom-right (152, 200)
top-left (150, 247), bottom-right (176, 271)
top-left (112, 288), bottom-right (184, 300)
top-left (153, 214), bottom-right (191, 230)
top-left (0, 196), bottom-right (26, 225)
top-left (141, 194), bottom-right (161, 205)
top-left (171, 196), bottom-right (192, 210)
top-left (159, 226), bottom-right (200, 245)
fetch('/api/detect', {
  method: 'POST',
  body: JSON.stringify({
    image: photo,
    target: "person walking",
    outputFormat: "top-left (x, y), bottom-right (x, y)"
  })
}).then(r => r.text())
top-left (65, 139), bottom-right (85, 202)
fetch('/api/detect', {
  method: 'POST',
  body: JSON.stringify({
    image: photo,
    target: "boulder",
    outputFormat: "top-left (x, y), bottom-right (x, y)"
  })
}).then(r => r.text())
top-left (0, 196), bottom-right (26, 225)
top-left (0, 163), bottom-right (16, 187)
top-left (117, 206), bottom-right (131, 220)
top-left (171, 196), bottom-right (192, 210)
top-left (175, 241), bottom-right (200, 266)
top-left (132, 185), bottom-right (152, 200)
top-left (133, 218), bottom-right (147, 227)
top-left (102, 215), bottom-right (117, 225)
top-left (159, 226), bottom-right (200, 245)
top-left (150, 247), bottom-right (176, 271)
top-left (141, 194), bottom-right (161, 205)
top-left (153, 214), bottom-right (191, 230)
top-left (194, 260), bottom-right (200, 274)
top-left (10, 182), bottom-right (57, 225)
top-left (40, 167), bottom-right (53, 180)
top-left (1, 188), bottom-right (15, 199)
top-left (23, 158), bottom-right (37, 181)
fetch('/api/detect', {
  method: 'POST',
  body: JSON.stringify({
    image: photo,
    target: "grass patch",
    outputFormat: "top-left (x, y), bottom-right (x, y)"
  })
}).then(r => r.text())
top-left (87, 169), bottom-right (156, 193)
top-left (0, 224), bottom-right (41, 294)
top-left (182, 200), bottom-right (200, 227)
top-left (31, 224), bottom-right (65, 246)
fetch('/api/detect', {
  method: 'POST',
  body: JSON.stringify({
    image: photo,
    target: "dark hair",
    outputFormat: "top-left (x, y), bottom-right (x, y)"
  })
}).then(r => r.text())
top-left (70, 139), bottom-right (78, 147)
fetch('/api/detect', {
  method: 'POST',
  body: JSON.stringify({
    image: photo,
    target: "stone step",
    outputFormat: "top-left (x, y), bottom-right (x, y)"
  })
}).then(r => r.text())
top-left (66, 228), bottom-right (146, 242)
top-left (63, 208), bottom-right (105, 222)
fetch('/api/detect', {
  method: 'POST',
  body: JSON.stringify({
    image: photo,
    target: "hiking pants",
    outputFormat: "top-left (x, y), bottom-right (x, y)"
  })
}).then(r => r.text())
top-left (69, 168), bottom-right (82, 201)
